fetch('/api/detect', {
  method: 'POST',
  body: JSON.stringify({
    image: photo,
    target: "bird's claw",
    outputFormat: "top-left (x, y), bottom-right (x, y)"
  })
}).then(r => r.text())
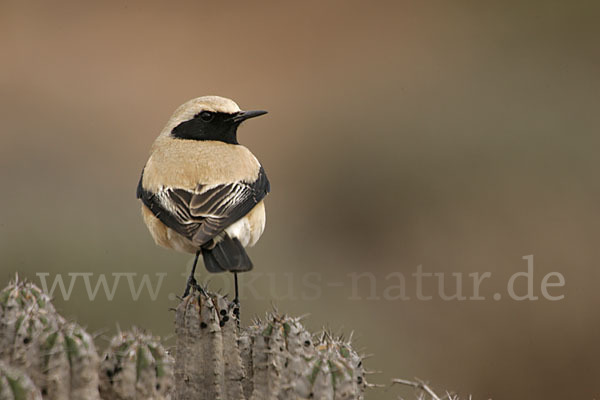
top-left (182, 275), bottom-right (206, 298)
top-left (231, 297), bottom-right (241, 327)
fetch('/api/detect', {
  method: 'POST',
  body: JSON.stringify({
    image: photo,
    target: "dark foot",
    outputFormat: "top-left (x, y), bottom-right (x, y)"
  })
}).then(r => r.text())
top-left (182, 275), bottom-right (206, 298)
top-left (232, 297), bottom-right (240, 327)
top-left (182, 250), bottom-right (203, 298)
top-left (232, 272), bottom-right (240, 326)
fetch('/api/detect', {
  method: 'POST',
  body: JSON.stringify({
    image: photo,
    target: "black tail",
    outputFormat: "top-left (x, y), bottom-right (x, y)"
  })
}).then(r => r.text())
top-left (202, 236), bottom-right (253, 273)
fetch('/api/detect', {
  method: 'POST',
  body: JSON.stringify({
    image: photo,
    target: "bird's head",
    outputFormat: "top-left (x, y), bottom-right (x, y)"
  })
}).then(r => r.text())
top-left (163, 96), bottom-right (267, 144)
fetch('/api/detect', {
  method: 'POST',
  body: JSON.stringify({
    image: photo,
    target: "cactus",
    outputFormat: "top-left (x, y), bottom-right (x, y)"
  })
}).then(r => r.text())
top-left (0, 278), bottom-right (62, 373)
top-left (41, 322), bottom-right (101, 400)
top-left (294, 332), bottom-right (367, 400)
top-left (99, 328), bottom-right (174, 400)
top-left (0, 361), bottom-right (42, 400)
top-left (173, 287), bottom-right (367, 400)
top-left (0, 278), bottom-right (101, 400)
top-left (174, 290), bottom-right (229, 400)
top-left (0, 278), bottom-right (371, 400)
top-left (242, 316), bottom-right (365, 400)
top-left (241, 313), bottom-right (316, 400)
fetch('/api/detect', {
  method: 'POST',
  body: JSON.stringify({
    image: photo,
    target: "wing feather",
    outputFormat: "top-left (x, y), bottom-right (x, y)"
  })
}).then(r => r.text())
top-left (138, 167), bottom-right (270, 247)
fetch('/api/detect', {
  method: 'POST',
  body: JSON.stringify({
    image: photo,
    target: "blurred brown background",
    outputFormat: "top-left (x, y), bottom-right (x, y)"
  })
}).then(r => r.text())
top-left (2, 1), bottom-right (599, 398)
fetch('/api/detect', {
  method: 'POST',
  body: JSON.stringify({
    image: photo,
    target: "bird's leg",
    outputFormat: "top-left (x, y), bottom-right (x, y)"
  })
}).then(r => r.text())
top-left (182, 251), bottom-right (203, 297)
top-left (233, 272), bottom-right (240, 326)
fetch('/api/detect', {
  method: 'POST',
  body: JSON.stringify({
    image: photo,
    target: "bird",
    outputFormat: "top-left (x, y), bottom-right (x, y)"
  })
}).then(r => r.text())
top-left (136, 96), bottom-right (270, 309)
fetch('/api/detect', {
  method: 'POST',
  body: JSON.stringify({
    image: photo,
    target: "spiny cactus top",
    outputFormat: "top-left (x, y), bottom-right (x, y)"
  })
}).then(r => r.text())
top-left (99, 328), bottom-right (174, 400)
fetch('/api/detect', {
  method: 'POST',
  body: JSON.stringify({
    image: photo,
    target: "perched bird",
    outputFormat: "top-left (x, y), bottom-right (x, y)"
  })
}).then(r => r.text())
top-left (136, 96), bottom-right (270, 304)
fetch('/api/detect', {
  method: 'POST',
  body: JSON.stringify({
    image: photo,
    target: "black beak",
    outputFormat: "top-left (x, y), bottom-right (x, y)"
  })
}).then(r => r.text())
top-left (232, 110), bottom-right (268, 123)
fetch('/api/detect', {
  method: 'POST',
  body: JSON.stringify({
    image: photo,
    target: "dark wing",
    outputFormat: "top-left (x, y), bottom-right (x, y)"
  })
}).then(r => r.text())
top-left (137, 167), bottom-right (270, 246)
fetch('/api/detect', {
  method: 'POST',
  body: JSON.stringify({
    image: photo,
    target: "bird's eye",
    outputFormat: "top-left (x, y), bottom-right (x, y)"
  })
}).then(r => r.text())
top-left (198, 111), bottom-right (214, 122)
